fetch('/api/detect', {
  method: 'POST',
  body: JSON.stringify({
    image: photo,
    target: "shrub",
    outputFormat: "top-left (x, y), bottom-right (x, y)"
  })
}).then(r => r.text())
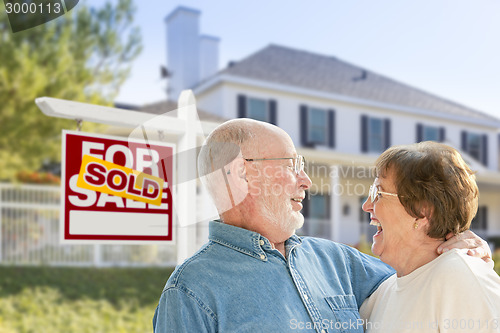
top-left (0, 266), bottom-right (174, 333)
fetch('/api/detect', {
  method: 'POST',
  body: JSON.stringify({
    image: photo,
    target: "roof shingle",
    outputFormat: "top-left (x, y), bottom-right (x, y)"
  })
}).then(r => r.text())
top-left (220, 44), bottom-right (499, 123)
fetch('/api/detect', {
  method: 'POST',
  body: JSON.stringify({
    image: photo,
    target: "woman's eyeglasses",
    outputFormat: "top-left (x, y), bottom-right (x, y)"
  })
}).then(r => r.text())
top-left (368, 184), bottom-right (399, 202)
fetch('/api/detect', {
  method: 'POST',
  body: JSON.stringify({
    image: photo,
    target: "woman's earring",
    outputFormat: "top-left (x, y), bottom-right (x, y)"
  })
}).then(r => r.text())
top-left (413, 222), bottom-right (419, 230)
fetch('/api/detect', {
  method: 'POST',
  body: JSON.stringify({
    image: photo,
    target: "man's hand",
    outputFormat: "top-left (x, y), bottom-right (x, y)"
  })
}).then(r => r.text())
top-left (437, 230), bottom-right (492, 263)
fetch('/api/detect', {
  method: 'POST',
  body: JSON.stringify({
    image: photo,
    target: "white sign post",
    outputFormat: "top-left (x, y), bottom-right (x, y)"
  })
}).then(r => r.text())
top-left (36, 90), bottom-right (202, 263)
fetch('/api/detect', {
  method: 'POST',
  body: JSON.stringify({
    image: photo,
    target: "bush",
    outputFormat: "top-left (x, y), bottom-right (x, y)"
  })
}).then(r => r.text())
top-left (0, 266), bottom-right (174, 333)
top-left (493, 249), bottom-right (500, 276)
top-left (16, 171), bottom-right (61, 185)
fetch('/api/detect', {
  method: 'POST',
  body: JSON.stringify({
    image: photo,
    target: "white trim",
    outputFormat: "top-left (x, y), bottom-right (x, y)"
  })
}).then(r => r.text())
top-left (330, 166), bottom-right (341, 242)
top-left (36, 97), bottom-right (188, 135)
top-left (194, 74), bottom-right (500, 128)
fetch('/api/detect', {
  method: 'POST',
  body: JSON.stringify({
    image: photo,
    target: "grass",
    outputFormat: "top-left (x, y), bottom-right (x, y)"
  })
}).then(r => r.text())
top-left (1, 251), bottom-right (499, 333)
top-left (493, 249), bottom-right (500, 276)
top-left (0, 266), bottom-right (174, 333)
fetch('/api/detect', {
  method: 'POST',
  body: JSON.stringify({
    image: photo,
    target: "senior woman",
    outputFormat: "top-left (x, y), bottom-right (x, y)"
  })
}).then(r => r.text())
top-left (359, 141), bottom-right (500, 333)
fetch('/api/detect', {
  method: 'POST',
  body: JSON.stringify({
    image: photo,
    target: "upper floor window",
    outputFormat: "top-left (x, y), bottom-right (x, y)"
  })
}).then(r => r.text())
top-left (361, 115), bottom-right (391, 153)
top-left (416, 124), bottom-right (445, 142)
top-left (461, 131), bottom-right (488, 166)
top-left (237, 95), bottom-right (276, 124)
top-left (300, 105), bottom-right (335, 148)
top-left (308, 107), bottom-right (328, 144)
top-left (247, 98), bottom-right (268, 122)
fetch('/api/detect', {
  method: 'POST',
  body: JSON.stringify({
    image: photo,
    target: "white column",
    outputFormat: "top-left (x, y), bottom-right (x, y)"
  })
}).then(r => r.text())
top-left (330, 165), bottom-right (341, 242)
top-left (176, 90), bottom-right (199, 263)
top-left (93, 244), bottom-right (102, 267)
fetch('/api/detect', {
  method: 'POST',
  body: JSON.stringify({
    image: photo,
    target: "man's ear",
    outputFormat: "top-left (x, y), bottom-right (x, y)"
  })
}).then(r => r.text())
top-left (225, 158), bottom-right (247, 182)
top-left (223, 158), bottom-right (249, 207)
top-left (236, 158), bottom-right (247, 182)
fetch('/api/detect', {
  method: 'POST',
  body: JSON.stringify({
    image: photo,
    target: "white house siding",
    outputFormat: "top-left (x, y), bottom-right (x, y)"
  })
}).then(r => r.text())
top-left (478, 189), bottom-right (500, 237)
top-left (199, 81), bottom-right (499, 169)
top-left (196, 80), bottom-right (500, 248)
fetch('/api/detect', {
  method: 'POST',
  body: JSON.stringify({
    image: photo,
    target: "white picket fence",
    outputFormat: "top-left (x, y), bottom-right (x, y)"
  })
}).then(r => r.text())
top-left (0, 183), bottom-right (177, 266)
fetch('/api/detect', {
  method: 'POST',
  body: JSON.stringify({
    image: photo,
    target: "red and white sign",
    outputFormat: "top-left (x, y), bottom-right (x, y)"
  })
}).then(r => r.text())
top-left (61, 131), bottom-right (174, 243)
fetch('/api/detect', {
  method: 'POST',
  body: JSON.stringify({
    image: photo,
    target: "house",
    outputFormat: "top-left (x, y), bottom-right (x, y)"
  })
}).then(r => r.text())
top-left (152, 6), bottom-right (500, 249)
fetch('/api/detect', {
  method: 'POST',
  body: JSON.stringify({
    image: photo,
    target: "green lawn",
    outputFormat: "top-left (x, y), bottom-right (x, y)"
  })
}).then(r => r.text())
top-left (0, 266), bottom-right (174, 333)
top-left (1, 251), bottom-right (499, 333)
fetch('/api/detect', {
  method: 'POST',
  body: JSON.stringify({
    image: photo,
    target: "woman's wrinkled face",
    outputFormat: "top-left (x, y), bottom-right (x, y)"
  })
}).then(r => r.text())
top-left (362, 168), bottom-right (416, 265)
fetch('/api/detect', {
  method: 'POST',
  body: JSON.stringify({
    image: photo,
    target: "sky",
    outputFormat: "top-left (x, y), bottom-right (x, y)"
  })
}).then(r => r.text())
top-left (86, 0), bottom-right (500, 120)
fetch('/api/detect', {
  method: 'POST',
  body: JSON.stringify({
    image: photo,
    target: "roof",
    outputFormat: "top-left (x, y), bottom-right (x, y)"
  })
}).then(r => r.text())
top-left (219, 44), bottom-right (499, 124)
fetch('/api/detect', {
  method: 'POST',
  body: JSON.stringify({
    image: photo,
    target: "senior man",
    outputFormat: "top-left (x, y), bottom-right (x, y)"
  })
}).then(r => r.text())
top-left (153, 119), bottom-right (490, 332)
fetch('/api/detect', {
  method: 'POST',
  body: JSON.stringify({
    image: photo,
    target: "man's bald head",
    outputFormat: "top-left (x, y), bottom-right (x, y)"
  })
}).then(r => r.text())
top-left (198, 119), bottom-right (286, 178)
top-left (197, 119), bottom-right (290, 212)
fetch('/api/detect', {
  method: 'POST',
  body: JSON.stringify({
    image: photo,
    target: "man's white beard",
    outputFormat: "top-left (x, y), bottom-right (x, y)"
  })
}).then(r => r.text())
top-left (258, 191), bottom-right (304, 233)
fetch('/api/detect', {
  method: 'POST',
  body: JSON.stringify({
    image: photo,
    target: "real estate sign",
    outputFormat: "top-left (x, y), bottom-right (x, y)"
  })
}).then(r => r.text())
top-left (61, 130), bottom-right (174, 243)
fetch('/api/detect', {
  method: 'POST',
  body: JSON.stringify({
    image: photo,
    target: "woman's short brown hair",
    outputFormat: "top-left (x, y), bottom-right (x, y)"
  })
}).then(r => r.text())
top-left (376, 141), bottom-right (479, 239)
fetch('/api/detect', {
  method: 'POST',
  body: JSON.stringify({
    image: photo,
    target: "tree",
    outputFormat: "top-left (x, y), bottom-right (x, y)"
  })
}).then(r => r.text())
top-left (0, 0), bottom-right (142, 181)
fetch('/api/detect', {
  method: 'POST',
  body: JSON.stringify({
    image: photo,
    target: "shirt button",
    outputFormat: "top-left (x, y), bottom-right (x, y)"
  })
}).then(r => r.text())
top-left (260, 254), bottom-right (266, 260)
top-left (259, 240), bottom-right (265, 246)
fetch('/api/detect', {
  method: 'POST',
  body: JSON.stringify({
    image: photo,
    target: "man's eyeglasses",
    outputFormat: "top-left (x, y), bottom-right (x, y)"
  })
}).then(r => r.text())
top-left (368, 184), bottom-right (399, 203)
top-left (244, 155), bottom-right (306, 175)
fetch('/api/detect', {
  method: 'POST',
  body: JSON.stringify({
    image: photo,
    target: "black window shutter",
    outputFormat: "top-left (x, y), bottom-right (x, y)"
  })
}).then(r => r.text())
top-left (439, 127), bottom-right (446, 142)
top-left (300, 105), bottom-right (309, 147)
top-left (461, 131), bottom-right (468, 151)
top-left (302, 193), bottom-right (310, 218)
top-left (237, 95), bottom-right (246, 118)
top-left (384, 119), bottom-right (391, 149)
top-left (482, 134), bottom-right (488, 166)
top-left (416, 123), bottom-right (423, 142)
top-left (482, 206), bottom-right (488, 229)
top-left (325, 194), bottom-right (331, 219)
top-left (328, 109), bottom-right (335, 148)
top-left (268, 100), bottom-right (277, 125)
top-left (361, 115), bottom-right (368, 152)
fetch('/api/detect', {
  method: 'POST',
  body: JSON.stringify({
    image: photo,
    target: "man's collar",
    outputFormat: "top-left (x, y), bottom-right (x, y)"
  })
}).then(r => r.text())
top-left (208, 220), bottom-right (301, 261)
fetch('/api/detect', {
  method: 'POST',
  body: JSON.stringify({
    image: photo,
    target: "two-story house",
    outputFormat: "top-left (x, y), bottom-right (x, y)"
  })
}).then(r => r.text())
top-left (151, 6), bottom-right (500, 249)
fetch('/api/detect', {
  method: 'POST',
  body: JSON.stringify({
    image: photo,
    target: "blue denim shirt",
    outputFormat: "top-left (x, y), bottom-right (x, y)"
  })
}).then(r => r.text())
top-left (153, 221), bottom-right (394, 332)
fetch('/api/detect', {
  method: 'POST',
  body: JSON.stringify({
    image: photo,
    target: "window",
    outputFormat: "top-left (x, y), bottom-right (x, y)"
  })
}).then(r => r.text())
top-left (237, 95), bottom-right (276, 124)
top-left (361, 115), bottom-right (390, 153)
top-left (461, 131), bottom-right (488, 166)
top-left (309, 194), bottom-right (329, 219)
top-left (359, 196), bottom-right (376, 243)
top-left (471, 206), bottom-right (488, 231)
top-left (359, 196), bottom-right (369, 223)
top-left (247, 98), bottom-right (268, 122)
top-left (467, 133), bottom-right (481, 160)
top-left (308, 108), bottom-right (328, 144)
top-left (368, 118), bottom-right (383, 152)
top-left (416, 124), bottom-right (445, 142)
top-left (423, 126), bottom-right (439, 141)
top-left (300, 194), bottom-right (331, 239)
top-left (300, 105), bottom-right (335, 148)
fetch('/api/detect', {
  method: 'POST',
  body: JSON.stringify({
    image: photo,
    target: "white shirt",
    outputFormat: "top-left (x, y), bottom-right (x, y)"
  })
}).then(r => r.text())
top-left (360, 249), bottom-right (500, 332)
